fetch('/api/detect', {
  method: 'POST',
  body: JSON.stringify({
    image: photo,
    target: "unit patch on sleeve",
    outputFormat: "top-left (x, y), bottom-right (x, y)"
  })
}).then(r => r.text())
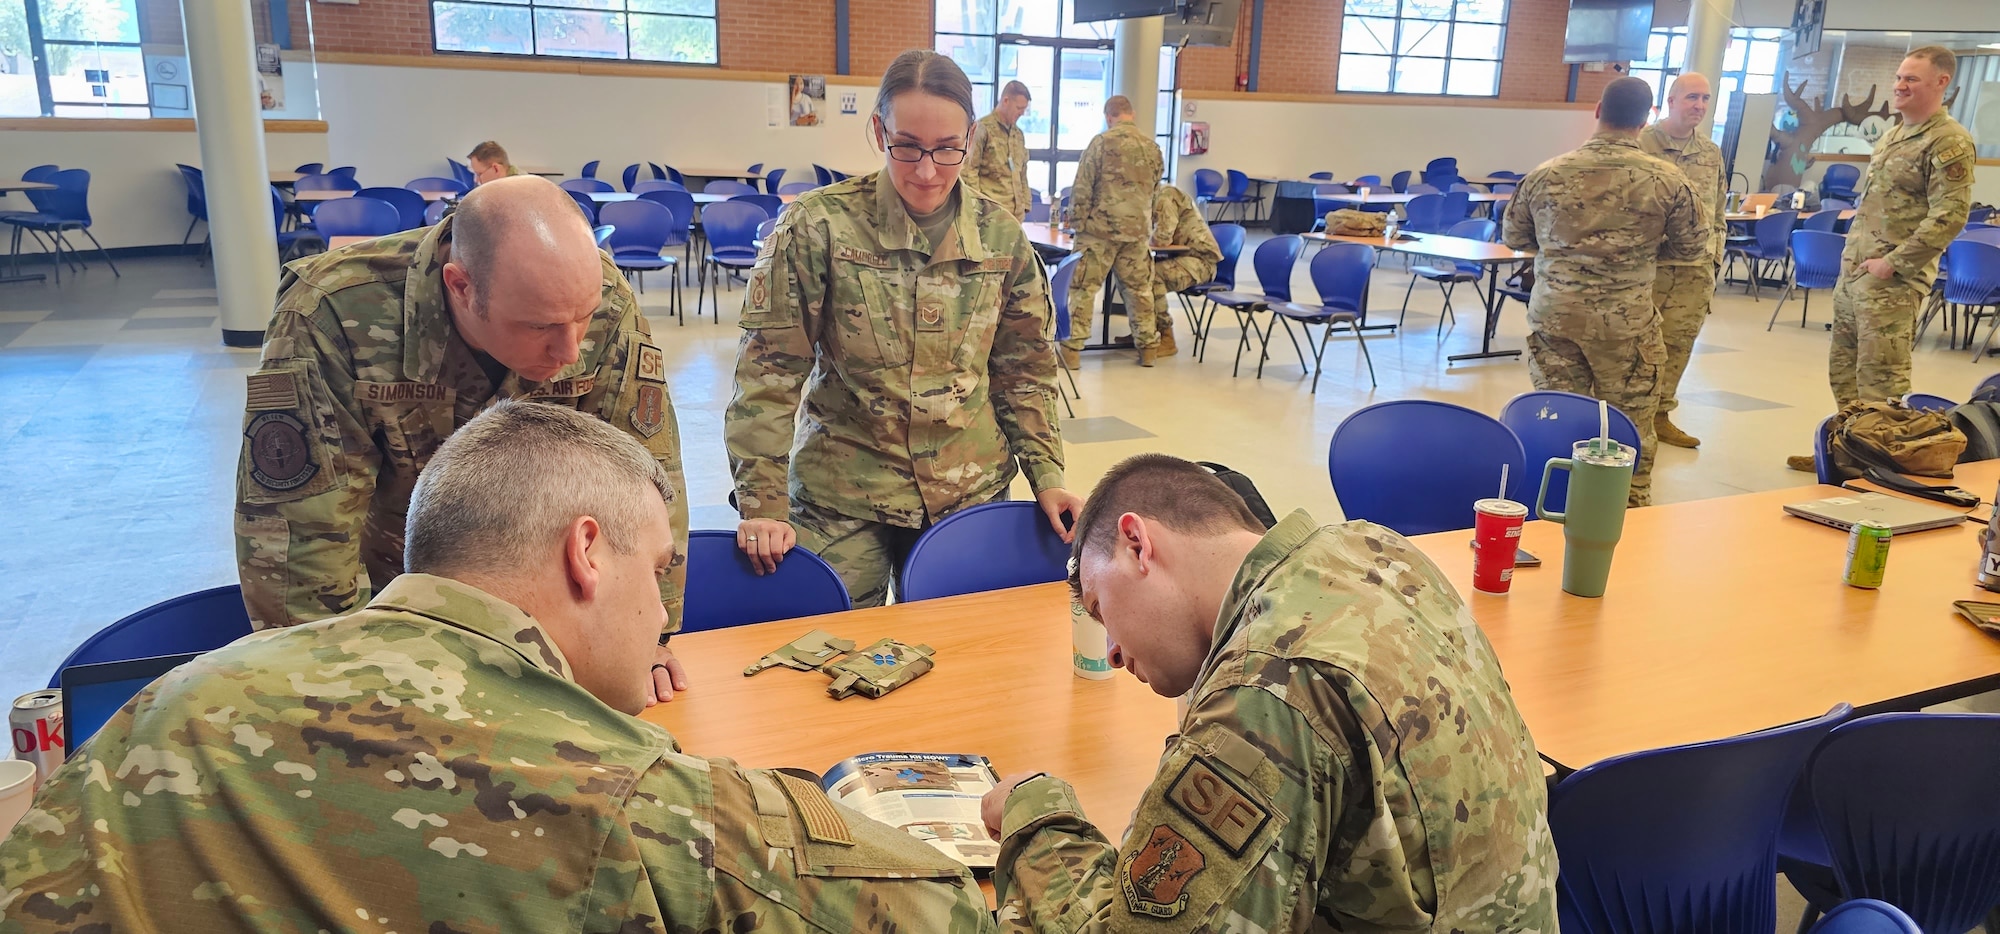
top-left (245, 411), bottom-right (319, 492)
top-left (1166, 756), bottom-right (1272, 857)
top-left (630, 383), bottom-right (664, 439)
top-left (1120, 824), bottom-right (1207, 919)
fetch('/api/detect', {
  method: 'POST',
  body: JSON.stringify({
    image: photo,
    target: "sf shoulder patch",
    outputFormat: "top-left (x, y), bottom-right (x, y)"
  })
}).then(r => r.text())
top-left (1166, 756), bottom-right (1272, 857)
top-left (635, 341), bottom-right (666, 384)
top-left (630, 383), bottom-right (664, 439)
top-left (245, 411), bottom-right (319, 492)
top-left (1121, 824), bottom-right (1207, 919)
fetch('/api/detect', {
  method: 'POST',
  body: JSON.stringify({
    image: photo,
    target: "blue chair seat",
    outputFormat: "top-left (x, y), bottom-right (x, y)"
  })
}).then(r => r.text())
top-left (681, 530), bottom-right (850, 633)
top-left (1411, 263), bottom-right (1478, 282)
top-left (900, 502), bottom-right (1068, 602)
top-left (613, 252), bottom-right (676, 271)
top-left (1203, 289), bottom-right (1269, 307)
top-left (710, 246), bottom-right (758, 267)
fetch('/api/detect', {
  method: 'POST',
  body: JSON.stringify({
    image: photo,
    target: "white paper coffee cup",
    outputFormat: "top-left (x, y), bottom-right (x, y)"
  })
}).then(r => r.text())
top-left (0, 760), bottom-right (37, 836)
top-left (1071, 601), bottom-right (1114, 680)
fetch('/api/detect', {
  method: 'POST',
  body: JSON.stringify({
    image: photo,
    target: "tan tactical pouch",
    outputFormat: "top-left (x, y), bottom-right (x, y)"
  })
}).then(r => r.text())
top-left (1323, 209), bottom-right (1386, 237)
top-left (1826, 400), bottom-right (1967, 482)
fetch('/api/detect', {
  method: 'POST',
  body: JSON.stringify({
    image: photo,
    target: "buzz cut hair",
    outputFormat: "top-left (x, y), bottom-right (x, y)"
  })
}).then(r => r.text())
top-left (1067, 453), bottom-right (1266, 601)
top-left (1598, 76), bottom-right (1656, 130)
top-left (1002, 80), bottom-right (1032, 101)
top-left (405, 400), bottom-right (673, 578)
top-left (1104, 95), bottom-right (1135, 118)
top-left (1906, 45), bottom-right (1957, 79)
top-left (468, 140), bottom-right (509, 165)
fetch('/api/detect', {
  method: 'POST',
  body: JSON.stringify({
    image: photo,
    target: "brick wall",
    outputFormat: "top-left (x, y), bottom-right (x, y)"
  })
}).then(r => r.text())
top-left (718, 0), bottom-right (835, 73)
top-left (850, 0), bottom-right (933, 77)
top-left (1501, 0), bottom-right (1617, 103)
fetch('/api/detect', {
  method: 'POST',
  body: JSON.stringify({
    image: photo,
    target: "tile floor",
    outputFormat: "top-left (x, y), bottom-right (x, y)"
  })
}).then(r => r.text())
top-left (9, 245), bottom-right (2000, 926)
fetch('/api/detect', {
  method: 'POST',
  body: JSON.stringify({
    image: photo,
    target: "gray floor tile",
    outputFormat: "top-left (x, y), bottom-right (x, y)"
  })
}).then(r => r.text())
top-left (121, 316), bottom-right (217, 331)
top-left (1677, 389), bottom-right (1791, 412)
top-left (1691, 342), bottom-right (1739, 354)
top-left (132, 305), bottom-right (222, 319)
top-left (1061, 416), bottom-right (1158, 443)
top-left (0, 322), bottom-right (30, 347)
top-left (0, 310), bottom-right (49, 324)
top-left (152, 288), bottom-right (217, 300)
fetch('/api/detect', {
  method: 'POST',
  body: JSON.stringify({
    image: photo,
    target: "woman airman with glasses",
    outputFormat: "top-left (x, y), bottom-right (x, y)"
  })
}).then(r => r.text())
top-left (724, 49), bottom-right (1082, 608)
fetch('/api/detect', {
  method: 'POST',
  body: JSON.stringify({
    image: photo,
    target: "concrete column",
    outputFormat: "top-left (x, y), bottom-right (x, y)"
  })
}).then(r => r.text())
top-left (1114, 16), bottom-right (1164, 139)
top-left (1685, 0), bottom-right (1731, 137)
top-left (181, 0), bottom-right (280, 347)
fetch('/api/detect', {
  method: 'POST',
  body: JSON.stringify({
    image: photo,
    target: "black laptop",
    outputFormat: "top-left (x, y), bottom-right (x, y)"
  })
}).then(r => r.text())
top-left (59, 652), bottom-right (203, 757)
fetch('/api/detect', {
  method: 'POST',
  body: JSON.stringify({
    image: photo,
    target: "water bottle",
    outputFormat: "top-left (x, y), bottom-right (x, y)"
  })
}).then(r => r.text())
top-left (1793, 189), bottom-right (1806, 211)
top-left (1384, 213), bottom-right (1400, 244)
top-left (1979, 478), bottom-right (2000, 592)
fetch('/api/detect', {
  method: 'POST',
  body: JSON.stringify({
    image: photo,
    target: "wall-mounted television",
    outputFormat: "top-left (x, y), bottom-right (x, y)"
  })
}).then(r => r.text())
top-left (1563, 0), bottom-right (1655, 63)
top-left (1073, 0), bottom-right (1181, 24)
top-left (1164, 0), bottom-right (1240, 47)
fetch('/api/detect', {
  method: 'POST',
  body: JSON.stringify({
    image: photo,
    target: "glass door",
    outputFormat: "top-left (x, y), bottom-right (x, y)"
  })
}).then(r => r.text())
top-left (1000, 38), bottom-right (1113, 201)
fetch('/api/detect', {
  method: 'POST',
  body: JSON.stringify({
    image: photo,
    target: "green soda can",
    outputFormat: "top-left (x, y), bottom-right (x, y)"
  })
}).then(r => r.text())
top-left (1844, 521), bottom-right (1891, 589)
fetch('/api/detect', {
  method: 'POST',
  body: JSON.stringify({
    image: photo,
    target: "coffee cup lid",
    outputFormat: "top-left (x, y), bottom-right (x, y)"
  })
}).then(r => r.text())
top-left (1474, 497), bottom-right (1528, 517)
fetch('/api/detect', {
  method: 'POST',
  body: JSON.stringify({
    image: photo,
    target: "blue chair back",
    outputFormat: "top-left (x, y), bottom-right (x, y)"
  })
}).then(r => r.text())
top-left (1352, 174), bottom-right (1382, 187)
top-left (1971, 206), bottom-right (1996, 224)
top-left (1793, 713), bottom-right (2000, 933)
top-left (1050, 252), bottom-right (1081, 341)
top-left (1439, 190), bottom-right (1471, 225)
top-left (778, 182), bottom-right (815, 195)
top-left (446, 158), bottom-right (474, 189)
top-left (424, 199), bottom-right (448, 226)
top-left (47, 585), bottom-right (254, 688)
top-left (621, 162), bottom-right (660, 192)
top-left (1821, 163), bottom-right (1861, 195)
top-left (1443, 218), bottom-right (1497, 275)
top-left (633, 179), bottom-right (687, 194)
top-left (1807, 900), bottom-right (1922, 934)
top-left (295, 173), bottom-right (360, 193)
top-left (1403, 193), bottom-right (1445, 233)
top-left (325, 166), bottom-right (358, 181)
top-left (294, 162), bottom-right (324, 175)
top-left (1223, 169), bottom-right (1250, 199)
top-left (1753, 211), bottom-right (1797, 253)
top-left (1802, 210), bottom-right (1841, 232)
top-left (314, 196), bottom-right (403, 237)
top-left (765, 167), bottom-right (786, 193)
top-left (357, 187), bottom-right (428, 231)
top-left (1308, 171), bottom-right (1334, 180)
top-left (176, 164), bottom-right (207, 220)
top-left (680, 531), bottom-right (850, 633)
top-left (1206, 223), bottom-right (1246, 290)
top-left (1820, 198), bottom-right (1854, 212)
top-left (566, 189), bottom-right (599, 224)
top-left (580, 160), bottom-right (600, 179)
top-left (1943, 239), bottom-right (2000, 306)
top-left (1249, 234), bottom-right (1303, 302)
top-left (812, 164), bottom-right (833, 187)
top-left (561, 178), bottom-right (614, 194)
top-left (1191, 168), bottom-right (1223, 199)
top-left (36, 169), bottom-right (95, 225)
top-left (1329, 400), bottom-right (1528, 535)
top-left (900, 502), bottom-right (1070, 602)
top-left (1551, 704), bottom-right (1851, 934)
top-left (406, 176), bottom-right (467, 196)
top-left (1391, 169), bottom-right (1414, 192)
top-left (593, 224), bottom-right (614, 247)
top-left (1813, 414), bottom-right (1836, 484)
top-left (1792, 230), bottom-right (1846, 289)
top-left (1903, 392), bottom-right (1956, 412)
top-left (706, 179), bottom-right (758, 196)
top-left (18, 164), bottom-right (59, 211)
top-left (755, 218), bottom-right (776, 243)
top-left (1499, 390), bottom-right (1644, 513)
top-left (1306, 241), bottom-right (1373, 313)
top-left (1405, 183), bottom-right (1441, 195)
top-left (637, 190), bottom-right (695, 246)
top-left (702, 201), bottom-right (766, 256)
top-left (599, 199), bottom-right (674, 258)
top-left (732, 193), bottom-right (783, 218)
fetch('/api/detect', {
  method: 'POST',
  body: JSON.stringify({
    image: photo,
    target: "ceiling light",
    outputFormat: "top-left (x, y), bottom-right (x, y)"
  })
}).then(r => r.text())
top-left (1885, 31), bottom-right (1913, 37)
top-left (1981, 43), bottom-right (2000, 50)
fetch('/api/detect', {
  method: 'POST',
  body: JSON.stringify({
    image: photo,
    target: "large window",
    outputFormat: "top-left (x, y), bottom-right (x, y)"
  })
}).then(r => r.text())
top-left (1630, 26), bottom-right (1786, 145)
top-left (1336, 0), bottom-right (1508, 96)
top-left (432, 0), bottom-right (718, 64)
top-left (0, 0), bottom-right (150, 117)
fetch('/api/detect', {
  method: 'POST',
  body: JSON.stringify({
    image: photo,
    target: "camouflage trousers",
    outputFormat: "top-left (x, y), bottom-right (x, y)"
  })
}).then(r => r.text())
top-left (1151, 255), bottom-right (1216, 338)
top-left (1829, 269), bottom-right (1919, 407)
top-left (1065, 234), bottom-right (1157, 351)
top-left (1651, 264), bottom-right (1714, 414)
top-left (1526, 329), bottom-right (1665, 507)
top-left (790, 493), bottom-right (1004, 608)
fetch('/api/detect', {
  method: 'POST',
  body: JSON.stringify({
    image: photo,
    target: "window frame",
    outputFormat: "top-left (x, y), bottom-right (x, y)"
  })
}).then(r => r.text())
top-left (1631, 26), bottom-right (1786, 146)
top-left (427, 0), bottom-right (721, 67)
top-left (5, 0), bottom-right (152, 118)
top-left (1335, 0), bottom-right (1510, 98)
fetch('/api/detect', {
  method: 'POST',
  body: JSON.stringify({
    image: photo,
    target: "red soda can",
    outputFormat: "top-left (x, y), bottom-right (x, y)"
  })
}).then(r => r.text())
top-left (1472, 498), bottom-right (1529, 594)
top-left (11, 690), bottom-right (64, 785)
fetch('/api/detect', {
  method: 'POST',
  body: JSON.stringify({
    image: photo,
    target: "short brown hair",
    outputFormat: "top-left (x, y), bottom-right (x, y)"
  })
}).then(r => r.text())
top-left (1104, 95), bottom-right (1135, 118)
top-left (467, 140), bottom-right (510, 165)
top-left (1001, 80), bottom-right (1031, 101)
top-left (1068, 454), bottom-right (1266, 599)
top-left (1598, 76), bottom-right (1655, 130)
top-left (876, 49), bottom-right (977, 126)
top-left (1905, 45), bottom-right (1957, 79)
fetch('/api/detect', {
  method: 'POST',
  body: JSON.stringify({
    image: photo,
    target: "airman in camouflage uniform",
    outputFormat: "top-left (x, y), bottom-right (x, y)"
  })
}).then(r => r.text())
top-left (1148, 182), bottom-right (1222, 357)
top-left (726, 170), bottom-right (1068, 607)
top-left (1504, 77), bottom-right (1707, 507)
top-left (1, 562), bottom-right (989, 929)
top-left (1639, 73), bottom-right (1728, 450)
top-left (968, 81), bottom-right (1034, 219)
top-left (1065, 96), bottom-right (1165, 366)
top-left (233, 209), bottom-right (688, 632)
top-left (993, 454), bottom-right (1556, 932)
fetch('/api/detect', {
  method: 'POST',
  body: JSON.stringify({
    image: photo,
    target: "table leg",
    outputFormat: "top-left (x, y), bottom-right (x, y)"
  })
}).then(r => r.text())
top-left (0, 225), bottom-right (47, 285)
top-left (1083, 272), bottom-right (1134, 352)
top-left (1447, 262), bottom-right (1521, 364)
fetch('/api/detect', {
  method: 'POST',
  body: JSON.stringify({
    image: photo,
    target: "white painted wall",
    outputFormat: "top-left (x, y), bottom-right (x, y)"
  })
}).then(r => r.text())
top-left (1174, 97), bottom-right (1602, 185)
top-left (1735, 0), bottom-right (2000, 31)
top-left (315, 63), bottom-right (885, 193)
top-left (0, 130), bottom-right (329, 250)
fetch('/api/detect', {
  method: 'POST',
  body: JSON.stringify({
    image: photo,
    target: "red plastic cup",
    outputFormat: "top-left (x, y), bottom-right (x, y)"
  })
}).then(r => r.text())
top-left (1472, 498), bottom-right (1529, 594)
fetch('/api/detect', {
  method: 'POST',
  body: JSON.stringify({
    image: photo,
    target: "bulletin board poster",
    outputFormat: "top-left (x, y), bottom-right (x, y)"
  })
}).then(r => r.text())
top-left (256, 43), bottom-right (285, 110)
top-left (790, 75), bottom-right (825, 127)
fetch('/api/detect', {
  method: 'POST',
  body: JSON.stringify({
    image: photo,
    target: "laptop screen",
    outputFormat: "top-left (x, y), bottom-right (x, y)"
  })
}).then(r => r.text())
top-left (60, 653), bottom-right (203, 758)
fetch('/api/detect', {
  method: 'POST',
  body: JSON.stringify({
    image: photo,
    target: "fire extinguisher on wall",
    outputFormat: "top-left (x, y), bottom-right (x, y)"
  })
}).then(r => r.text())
top-left (1235, 73), bottom-right (1248, 91)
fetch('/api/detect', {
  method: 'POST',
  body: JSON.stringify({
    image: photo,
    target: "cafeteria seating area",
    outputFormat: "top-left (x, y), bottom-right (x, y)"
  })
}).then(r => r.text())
top-left (5, 0), bottom-right (2000, 928)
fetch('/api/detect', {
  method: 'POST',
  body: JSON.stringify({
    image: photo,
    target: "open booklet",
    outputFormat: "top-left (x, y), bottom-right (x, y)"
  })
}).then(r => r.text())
top-left (819, 752), bottom-right (1001, 869)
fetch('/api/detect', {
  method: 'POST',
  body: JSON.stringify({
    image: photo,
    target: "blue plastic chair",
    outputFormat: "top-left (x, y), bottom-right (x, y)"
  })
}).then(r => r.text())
top-left (1205, 235), bottom-right (1304, 378)
top-left (600, 200), bottom-right (681, 317)
top-left (1191, 168), bottom-right (1224, 214)
top-left (828, 169), bottom-right (851, 182)
top-left (812, 164), bottom-right (834, 187)
top-left (1208, 169), bottom-right (1256, 223)
top-left (1944, 241), bottom-right (2000, 359)
top-left (1772, 229), bottom-right (1845, 330)
top-left (1391, 169), bottom-right (1415, 193)
top-left (47, 585), bottom-right (254, 688)
top-left (1903, 392), bottom-right (1956, 412)
top-left (1185, 223), bottom-right (1246, 361)
top-left (680, 530), bottom-right (850, 633)
top-left (696, 200), bottom-right (766, 323)
top-left (1437, 190), bottom-right (1472, 227)
top-left (592, 224), bottom-right (614, 247)
top-left (313, 196), bottom-right (403, 238)
top-left (1328, 400), bottom-right (1527, 535)
top-left (1402, 218), bottom-right (1497, 334)
top-left (405, 176), bottom-right (467, 196)
top-left (567, 189), bottom-right (598, 225)
top-left (1352, 174), bottom-right (1382, 187)
top-left (1821, 163), bottom-right (1861, 202)
top-left (325, 166), bottom-right (358, 182)
top-left (294, 162), bottom-right (324, 175)
top-left (1779, 713), bottom-right (2000, 934)
top-left (1405, 183), bottom-right (1441, 196)
top-left (269, 186), bottom-right (319, 260)
top-left (1806, 900), bottom-right (1922, 934)
top-left (1422, 157), bottom-right (1458, 189)
top-left (356, 187), bottom-right (428, 231)
top-left (764, 168), bottom-right (786, 194)
top-left (1812, 414), bottom-right (1837, 485)
top-left (446, 158), bottom-right (474, 190)
top-left (900, 502), bottom-right (1069, 602)
top-left (633, 180), bottom-right (688, 195)
top-left (175, 164), bottom-right (208, 248)
top-left (1731, 210), bottom-right (1798, 300)
top-left (638, 189), bottom-right (697, 295)
top-left (732, 193), bottom-right (784, 218)
top-left (1308, 171), bottom-right (1334, 181)
top-left (2, 168), bottom-right (116, 284)
top-left (561, 178), bottom-right (614, 194)
top-left (621, 162), bottom-right (663, 192)
top-left (1309, 183), bottom-right (1353, 227)
top-left (294, 173), bottom-right (360, 193)
top-left (423, 199), bottom-right (449, 226)
top-left (0, 165), bottom-right (59, 226)
top-left (580, 160), bottom-right (601, 179)
top-left (706, 179), bottom-right (758, 196)
top-left (1801, 209), bottom-right (1841, 233)
top-left (1551, 704), bottom-right (1852, 934)
top-left (1271, 241), bottom-right (1377, 391)
top-left (1402, 193), bottom-right (1446, 234)
top-left (1499, 390), bottom-right (1644, 514)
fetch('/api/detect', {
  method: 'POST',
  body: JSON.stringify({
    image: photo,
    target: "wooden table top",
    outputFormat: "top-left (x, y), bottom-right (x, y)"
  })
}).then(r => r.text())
top-left (326, 236), bottom-right (376, 250)
top-left (1726, 209), bottom-right (1856, 223)
top-left (0, 181), bottom-right (56, 193)
top-left (519, 166), bottom-right (564, 177)
top-left (640, 583), bottom-right (1177, 833)
top-left (1022, 222), bottom-right (1190, 256)
top-left (1304, 229), bottom-right (1533, 264)
top-left (294, 189), bottom-right (459, 202)
top-left (1413, 459), bottom-right (2000, 769)
top-left (588, 192), bottom-right (797, 205)
top-left (270, 171), bottom-right (304, 185)
top-left (1322, 191), bottom-right (1511, 205)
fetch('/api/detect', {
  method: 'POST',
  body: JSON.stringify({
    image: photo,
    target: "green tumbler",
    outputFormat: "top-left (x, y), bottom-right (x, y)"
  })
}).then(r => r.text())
top-left (1535, 440), bottom-right (1635, 598)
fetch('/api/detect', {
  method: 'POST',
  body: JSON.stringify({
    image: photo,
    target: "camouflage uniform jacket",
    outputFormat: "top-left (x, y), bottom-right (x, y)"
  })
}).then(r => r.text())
top-left (233, 217), bottom-right (688, 632)
top-left (993, 510), bottom-right (1558, 933)
top-left (1074, 121), bottom-right (1163, 243)
top-left (0, 574), bottom-right (994, 933)
top-left (1843, 110), bottom-right (1975, 283)
top-left (1152, 184), bottom-right (1224, 265)
top-left (970, 110), bottom-right (1033, 219)
top-left (1503, 132), bottom-right (1707, 341)
top-left (1638, 124), bottom-right (1728, 264)
top-left (726, 171), bottom-right (1064, 528)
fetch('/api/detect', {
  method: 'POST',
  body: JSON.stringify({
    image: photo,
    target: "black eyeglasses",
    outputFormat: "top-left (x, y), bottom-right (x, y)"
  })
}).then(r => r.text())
top-left (886, 144), bottom-right (968, 166)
